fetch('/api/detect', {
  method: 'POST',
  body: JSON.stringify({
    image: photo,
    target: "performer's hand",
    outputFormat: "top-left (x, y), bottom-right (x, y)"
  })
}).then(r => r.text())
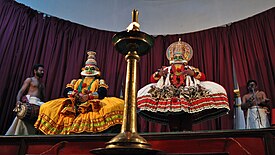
top-left (247, 96), bottom-right (255, 104)
top-left (78, 93), bottom-right (88, 103)
top-left (258, 98), bottom-right (270, 106)
top-left (74, 93), bottom-right (82, 103)
top-left (158, 67), bottom-right (168, 76)
top-left (69, 90), bottom-right (78, 98)
top-left (182, 69), bottom-right (195, 76)
top-left (16, 101), bottom-right (22, 106)
top-left (13, 101), bottom-right (22, 112)
top-left (265, 98), bottom-right (270, 103)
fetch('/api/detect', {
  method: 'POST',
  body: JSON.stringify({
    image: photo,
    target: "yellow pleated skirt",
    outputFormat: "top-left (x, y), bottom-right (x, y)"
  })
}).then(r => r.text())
top-left (34, 97), bottom-right (124, 135)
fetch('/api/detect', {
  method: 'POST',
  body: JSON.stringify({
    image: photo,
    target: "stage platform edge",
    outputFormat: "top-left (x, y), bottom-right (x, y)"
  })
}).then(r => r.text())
top-left (1, 128), bottom-right (274, 155)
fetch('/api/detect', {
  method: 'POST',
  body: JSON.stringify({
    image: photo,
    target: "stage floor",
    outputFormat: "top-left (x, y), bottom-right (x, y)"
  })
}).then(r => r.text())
top-left (1, 128), bottom-right (274, 155)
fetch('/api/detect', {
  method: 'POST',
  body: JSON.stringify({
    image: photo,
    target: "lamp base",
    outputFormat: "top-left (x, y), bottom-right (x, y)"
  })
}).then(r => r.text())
top-left (90, 147), bottom-right (165, 155)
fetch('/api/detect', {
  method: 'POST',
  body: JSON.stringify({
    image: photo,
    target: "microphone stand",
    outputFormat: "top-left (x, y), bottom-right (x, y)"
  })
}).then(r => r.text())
top-left (252, 88), bottom-right (263, 128)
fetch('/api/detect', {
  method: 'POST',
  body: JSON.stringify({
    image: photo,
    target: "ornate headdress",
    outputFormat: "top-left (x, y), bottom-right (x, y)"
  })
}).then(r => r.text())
top-left (81, 51), bottom-right (101, 77)
top-left (166, 38), bottom-right (193, 64)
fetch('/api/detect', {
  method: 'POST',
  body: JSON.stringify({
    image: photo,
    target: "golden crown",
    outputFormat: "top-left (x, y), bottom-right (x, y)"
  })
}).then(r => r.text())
top-left (166, 38), bottom-right (193, 64)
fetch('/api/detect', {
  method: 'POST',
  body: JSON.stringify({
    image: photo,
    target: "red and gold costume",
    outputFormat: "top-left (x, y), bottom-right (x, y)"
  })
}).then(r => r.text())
top-left (137, 40), bottom-right (229, 130)
top-left (35, 51), bottom-right (124, 134)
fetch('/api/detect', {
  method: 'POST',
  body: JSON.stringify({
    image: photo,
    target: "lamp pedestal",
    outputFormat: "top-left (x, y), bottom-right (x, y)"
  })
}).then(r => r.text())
top-left (90, 9), bottom-right (164, 155)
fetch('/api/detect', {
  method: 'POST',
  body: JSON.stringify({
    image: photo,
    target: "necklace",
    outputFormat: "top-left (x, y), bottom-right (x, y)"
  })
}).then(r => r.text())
top-left (77, 77), bottom-right (96, 93)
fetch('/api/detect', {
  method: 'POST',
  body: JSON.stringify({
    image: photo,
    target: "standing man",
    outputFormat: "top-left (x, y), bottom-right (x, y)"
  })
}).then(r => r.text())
top-left (6, 64), bottom-right (45, 135)
top-left (241, 80), bottom-right (270, 129)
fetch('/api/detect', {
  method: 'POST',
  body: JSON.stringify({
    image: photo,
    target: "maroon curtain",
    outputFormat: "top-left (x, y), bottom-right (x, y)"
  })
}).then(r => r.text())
top-left (0, 1), bottom-right (125, 134)
top-left (230, 8), bottom-right (275, 110)
top-left (0, 1), bottom-right (274, 134)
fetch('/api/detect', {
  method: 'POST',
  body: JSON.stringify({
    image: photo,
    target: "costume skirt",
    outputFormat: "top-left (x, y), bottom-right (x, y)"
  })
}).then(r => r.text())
top-left (137, 81), bottom-right (230, 124)
top-left (34, 97), bottom-right (124, 134)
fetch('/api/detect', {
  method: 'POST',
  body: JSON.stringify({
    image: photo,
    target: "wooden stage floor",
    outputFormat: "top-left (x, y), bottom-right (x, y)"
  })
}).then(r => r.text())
top-left (1, 128), bottom-right (274, 155)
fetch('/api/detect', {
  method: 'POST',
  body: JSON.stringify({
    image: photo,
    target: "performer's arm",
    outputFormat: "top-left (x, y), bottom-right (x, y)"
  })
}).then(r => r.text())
top-left (150, 67), bottom-right (168, 83)
top-left (63, 79), bottom-right (77, 97)
top-left (63, 87), bottom-right (74, 98)
top-left (241, 94), bottom-right (253, 110)
top-left (77, 79), bottom-right (108, 102)
top-left (16, 78), bottom-right (31, 103)
top-left (258, 91), bottom-right (270, 107)
top-left (185, 66), bottom-right (206, 81)
top-left (88, 79), bottom-right (108, 100)
top-left (194, 72), bottom-right (206, 81)
top-left (150, 71), bottom-right (161, 83)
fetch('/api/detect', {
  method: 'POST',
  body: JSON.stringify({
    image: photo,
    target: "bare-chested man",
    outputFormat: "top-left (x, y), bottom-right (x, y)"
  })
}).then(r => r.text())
top-left (241, 80), bottom-right (270, 129)
top-left (16, 64), bottom-right (45, 105)
top-left (6, 64), bottom-right (45, 135)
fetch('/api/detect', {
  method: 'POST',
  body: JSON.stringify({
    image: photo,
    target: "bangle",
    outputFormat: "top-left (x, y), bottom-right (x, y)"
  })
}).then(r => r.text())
top-left (155, 72), bottom-right (159, 77)
top-left (195, 72), bottom-right (201, 79)
top-left (88, 93), bottom-right (94, 100)
top-left (67, 91), bottom-right (73, 97)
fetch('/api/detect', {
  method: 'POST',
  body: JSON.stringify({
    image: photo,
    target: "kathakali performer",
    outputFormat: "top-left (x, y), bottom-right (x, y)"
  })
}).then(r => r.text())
top-left (34, 51), bottom-right (124, 134)
top-left (137, 39), bottom-right (230, 131)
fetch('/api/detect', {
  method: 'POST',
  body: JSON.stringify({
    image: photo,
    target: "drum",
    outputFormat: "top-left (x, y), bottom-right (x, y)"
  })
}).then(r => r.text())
top-left (15, 102), bottom-right (40, 122)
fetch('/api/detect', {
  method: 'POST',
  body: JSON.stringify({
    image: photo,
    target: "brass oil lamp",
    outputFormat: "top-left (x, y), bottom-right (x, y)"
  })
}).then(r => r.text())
top-left (91, 9), bottom-right (164, 155)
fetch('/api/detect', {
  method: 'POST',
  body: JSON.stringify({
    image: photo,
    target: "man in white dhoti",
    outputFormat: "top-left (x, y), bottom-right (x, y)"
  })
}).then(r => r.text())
top-left (241, 80), bottom-right (270, 129)
top-left (5, 64), bottom-right (45, 135)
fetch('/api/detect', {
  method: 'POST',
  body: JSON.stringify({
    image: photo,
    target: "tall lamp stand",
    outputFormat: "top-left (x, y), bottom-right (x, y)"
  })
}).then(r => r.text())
top-left (90, 9), bottom-right (164, 155)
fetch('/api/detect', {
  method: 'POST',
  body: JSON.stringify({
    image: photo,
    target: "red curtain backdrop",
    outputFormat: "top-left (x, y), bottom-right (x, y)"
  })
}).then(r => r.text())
top-left (230, 8), bottom-right (275, 107)
top-left (0, 0), bottom-right (274, 134)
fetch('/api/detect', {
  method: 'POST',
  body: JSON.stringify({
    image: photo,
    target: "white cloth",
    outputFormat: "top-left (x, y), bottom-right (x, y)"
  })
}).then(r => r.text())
top-left (246, 106), bottom-right (270, 129)
top-left (137, 66), bottom-right (229, 114)
top-left (5, 96), bottom-right (44, 135)
top-left (5, 117), bottom-right (36, 135)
